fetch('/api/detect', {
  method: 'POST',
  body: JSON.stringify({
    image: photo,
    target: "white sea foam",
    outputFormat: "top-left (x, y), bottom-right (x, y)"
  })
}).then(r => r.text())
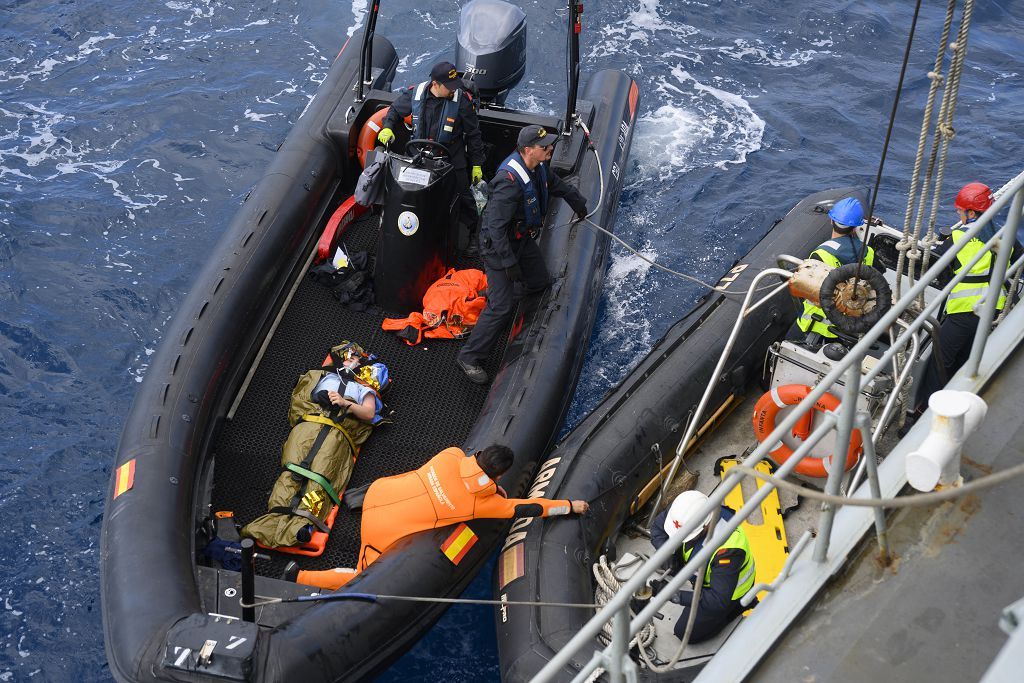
top-left (672, 67), bottom-right (765, 168)
top-left (347, 0), bottom-right (366, 37)
top-left (717, 38), bottom-right (832, 68)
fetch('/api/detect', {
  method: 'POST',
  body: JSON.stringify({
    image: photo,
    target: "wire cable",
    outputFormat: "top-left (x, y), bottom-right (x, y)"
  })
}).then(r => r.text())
top-left (243, 592), bottom-right (601, 610)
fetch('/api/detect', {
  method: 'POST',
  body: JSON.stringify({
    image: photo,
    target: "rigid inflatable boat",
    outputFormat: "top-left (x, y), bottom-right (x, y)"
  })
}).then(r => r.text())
top-left (495, 189), bottom-right (855, 681)
top-left (100, 0), bottom-right (638, 680)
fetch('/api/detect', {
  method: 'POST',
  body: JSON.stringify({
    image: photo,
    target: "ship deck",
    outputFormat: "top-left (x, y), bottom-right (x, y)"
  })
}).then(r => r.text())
top-left (754, 340), bottom-right (1024, 682)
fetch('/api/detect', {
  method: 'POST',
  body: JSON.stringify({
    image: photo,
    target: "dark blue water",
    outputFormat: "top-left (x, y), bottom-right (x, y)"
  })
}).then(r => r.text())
top-left (1, 0), bottom-right (1021, 679)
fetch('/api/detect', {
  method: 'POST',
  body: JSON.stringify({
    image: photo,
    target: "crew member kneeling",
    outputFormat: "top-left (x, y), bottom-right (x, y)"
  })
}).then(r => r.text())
top-left (651, 491), bottom-right (756, 643)
top-left (287, 444), bottom-right (588, 590)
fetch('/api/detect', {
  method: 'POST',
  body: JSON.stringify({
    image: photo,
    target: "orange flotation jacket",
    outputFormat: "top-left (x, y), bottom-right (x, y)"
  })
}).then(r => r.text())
top-left (296, 447), bottom-right (572, 590)
top-left (381, 268), bottom-right (488, 345)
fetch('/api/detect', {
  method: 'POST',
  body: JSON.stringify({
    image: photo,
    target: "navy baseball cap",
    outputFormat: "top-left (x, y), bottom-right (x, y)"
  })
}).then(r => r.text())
top-left (430, 61), bottom-right (462, 89)
top-left (517, 125), bottom-right (557, 148)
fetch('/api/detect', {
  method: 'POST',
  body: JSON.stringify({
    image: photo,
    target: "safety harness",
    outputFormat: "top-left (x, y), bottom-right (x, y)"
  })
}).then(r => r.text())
top-left (410, 81), bottom-right (464, 145)
top-left (269, 344), bottom-right (391, 533)
top-left (498, 151), bottom-right (549, 235)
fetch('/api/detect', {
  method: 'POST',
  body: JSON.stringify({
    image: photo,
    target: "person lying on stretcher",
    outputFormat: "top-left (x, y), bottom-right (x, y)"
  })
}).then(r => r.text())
top-left (241, 341), bottom-right (388, 548)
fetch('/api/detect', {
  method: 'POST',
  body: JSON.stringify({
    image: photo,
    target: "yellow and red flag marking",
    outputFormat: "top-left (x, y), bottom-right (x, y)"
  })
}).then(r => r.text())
top-left (497, 543), bottom-right (525, 590)
top-left (113, 459), bottom-right (136, 499)
top-left (441, 523), bottom-right (478, 565)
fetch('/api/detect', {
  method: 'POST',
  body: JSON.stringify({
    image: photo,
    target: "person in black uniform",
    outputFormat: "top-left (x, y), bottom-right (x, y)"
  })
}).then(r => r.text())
top-left (650, 491), bottom-right (756, 643)
top-left (378, 61), bottom-right (485, 254)
top-left (455, 124), bottom-right (588, 383)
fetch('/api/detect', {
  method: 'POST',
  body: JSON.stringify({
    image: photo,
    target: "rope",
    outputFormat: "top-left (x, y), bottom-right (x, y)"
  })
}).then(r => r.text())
top-left (242, 592), bottom-right (601, 610)
top-left (854, 0), bottom-right (925, 286)
top-left (897, 0), bottom-right (958, 300)
top-left (916, 0), bottom-right (976, 294)
top-left (591, 555), bottom-right (656, 653)
top-left (578, 217), bottom-right (785, 297)
top-left (729, 459), bottom-right (1024, 509)
top-left (551, 116), bottom-right (787, 298)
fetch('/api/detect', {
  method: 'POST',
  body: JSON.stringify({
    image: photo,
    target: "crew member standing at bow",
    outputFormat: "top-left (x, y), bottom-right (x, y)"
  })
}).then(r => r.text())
top-left (378, 61), bottom-right (485, 254)
top-left (914, 182), bottom-right (1021, 414)
top-left (789, 196), bottom-right (886, 346)
top-left (455, 124), bottom-right (588, 383)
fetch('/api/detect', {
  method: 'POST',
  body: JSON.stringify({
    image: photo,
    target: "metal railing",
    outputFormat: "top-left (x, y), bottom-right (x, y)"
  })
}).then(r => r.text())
top-left (531, 172), bottom-right (1024, 682)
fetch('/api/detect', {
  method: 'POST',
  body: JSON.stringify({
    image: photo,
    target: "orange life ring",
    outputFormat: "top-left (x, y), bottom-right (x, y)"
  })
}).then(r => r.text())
top-left (355, 108), bottom-right (413, 168)
top-left (356, 108), bottom-right (389, 168)
top-left (751, 384), bottom-right (861, 478)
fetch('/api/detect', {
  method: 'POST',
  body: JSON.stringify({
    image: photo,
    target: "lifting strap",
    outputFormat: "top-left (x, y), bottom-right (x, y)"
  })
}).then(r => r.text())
top-left (268, 415), bottom-right (359, 530)
top-left (302, 413), bottom-right (358, 454)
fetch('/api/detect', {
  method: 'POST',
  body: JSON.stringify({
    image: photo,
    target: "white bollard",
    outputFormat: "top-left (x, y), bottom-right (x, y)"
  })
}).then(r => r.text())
top-left (906, 390), bottom-right (987, 491)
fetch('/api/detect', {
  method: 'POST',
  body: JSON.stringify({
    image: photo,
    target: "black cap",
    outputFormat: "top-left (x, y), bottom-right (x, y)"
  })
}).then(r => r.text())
top-left (430, 61), bottom-right (462, 89)
top-left (517, 124), bottom-right (557, 149)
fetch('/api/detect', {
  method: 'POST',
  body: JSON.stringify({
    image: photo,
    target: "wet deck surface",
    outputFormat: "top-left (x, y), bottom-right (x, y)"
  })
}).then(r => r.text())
top-left (754, 344), bottom-right (1024, 682)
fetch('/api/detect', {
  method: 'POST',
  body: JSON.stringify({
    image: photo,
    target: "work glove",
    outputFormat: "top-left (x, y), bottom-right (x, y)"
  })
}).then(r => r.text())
top-left (575, 204), bottom-right (589, 221)
top-left (377, 127), bottom-right (395, 146)
top-left (471, 165), bottom-right (483, 184)
top-left (505, 263), bottom-right (523, 283)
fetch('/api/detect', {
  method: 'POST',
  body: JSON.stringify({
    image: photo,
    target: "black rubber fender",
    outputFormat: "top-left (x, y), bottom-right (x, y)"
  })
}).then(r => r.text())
top-left (819, 263), bottom-right (892, 335)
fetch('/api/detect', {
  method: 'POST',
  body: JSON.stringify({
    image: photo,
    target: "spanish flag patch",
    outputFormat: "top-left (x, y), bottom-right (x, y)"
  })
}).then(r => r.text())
top-left (497, 543), bottom-right (525, 589)
top-left (441, 523), bottom-right (478, 565)
top-left (113, 459), bottom-right (136, 499)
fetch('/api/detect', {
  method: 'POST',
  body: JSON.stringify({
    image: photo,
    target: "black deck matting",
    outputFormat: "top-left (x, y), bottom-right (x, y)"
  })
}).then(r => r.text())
top-left (211, 212), bottom-right (506, 575)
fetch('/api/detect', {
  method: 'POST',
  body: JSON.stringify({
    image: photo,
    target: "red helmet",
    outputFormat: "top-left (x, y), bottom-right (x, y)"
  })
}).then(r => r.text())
top-left (954, 182), bottom-right (993, 213)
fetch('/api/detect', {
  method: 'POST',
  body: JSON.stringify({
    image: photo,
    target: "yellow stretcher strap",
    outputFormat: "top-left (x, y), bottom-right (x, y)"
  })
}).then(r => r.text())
top-left (718, 457), bottom-right (789, 602)
top-left (301, 414), bottom-right (358, 455)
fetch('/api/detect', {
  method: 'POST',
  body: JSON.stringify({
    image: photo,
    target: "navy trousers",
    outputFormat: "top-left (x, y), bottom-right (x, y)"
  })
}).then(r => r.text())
top-left (916, 312), bottom-right (981, 411)
top-left (457, 237), bottom-right (551, 366)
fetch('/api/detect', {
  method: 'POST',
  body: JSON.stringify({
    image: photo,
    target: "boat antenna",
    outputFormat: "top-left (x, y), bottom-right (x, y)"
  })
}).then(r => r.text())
top-left (356, 0), bottom-right (382, 102)
top-left (563, 0), bottom-right (582, 133)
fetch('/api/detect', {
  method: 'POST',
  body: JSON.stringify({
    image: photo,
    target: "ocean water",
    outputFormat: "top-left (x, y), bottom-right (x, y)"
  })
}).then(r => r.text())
top-left (1, 0), bottom-right (1021, 680)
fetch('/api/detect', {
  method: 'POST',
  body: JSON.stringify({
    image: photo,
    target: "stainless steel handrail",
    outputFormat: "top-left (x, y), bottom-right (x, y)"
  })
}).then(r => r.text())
top-left (531, 174), bottom-right (1024, 683)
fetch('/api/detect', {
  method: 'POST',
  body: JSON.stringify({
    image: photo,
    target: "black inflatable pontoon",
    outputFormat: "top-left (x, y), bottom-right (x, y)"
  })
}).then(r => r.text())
top-left (495, 189), bottom-right (859, 682)
top-left (100, 1), bottom-right (639, 680)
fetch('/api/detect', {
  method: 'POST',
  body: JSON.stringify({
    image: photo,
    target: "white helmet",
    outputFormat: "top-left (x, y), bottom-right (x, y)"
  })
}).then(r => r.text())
top-left (663, 490), bottom-right (713, 542)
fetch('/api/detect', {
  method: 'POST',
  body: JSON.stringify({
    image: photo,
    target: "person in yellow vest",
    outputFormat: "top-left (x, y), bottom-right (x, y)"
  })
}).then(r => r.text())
top-left (282, 444), bottom-right (588, 590)
top-left (789, 197), bottom-right (886, 346)
top-left (649, 490), bottom-right (756, 642)
top-left (914, 182), bottom-right (1021, 414)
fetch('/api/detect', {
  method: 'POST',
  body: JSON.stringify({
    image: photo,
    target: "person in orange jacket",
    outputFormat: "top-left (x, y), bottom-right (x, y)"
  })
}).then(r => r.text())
top-left (286, 444), bottom-right (588, 590)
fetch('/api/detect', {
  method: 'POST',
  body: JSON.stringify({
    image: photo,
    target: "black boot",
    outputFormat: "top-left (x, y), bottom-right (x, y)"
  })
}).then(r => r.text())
top-left (281, 560), bottom-right (300, 583)
top-left (464, 229), bottom-right (479, 258)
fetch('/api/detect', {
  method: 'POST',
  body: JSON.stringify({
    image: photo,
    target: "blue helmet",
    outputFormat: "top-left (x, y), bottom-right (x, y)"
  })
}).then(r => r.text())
top-left (828, 197), bottom-right (864, 229)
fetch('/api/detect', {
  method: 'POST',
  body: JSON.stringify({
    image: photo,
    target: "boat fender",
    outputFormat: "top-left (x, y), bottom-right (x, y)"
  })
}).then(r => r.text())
top-left (819, 263), bottom-right (892, 335)
top-left (751, 384), bottom-right (861, 478)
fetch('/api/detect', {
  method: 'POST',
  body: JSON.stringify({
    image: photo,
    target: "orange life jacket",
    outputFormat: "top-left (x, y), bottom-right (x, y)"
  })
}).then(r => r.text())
top-left (382, 268), bottom-right (488, 345)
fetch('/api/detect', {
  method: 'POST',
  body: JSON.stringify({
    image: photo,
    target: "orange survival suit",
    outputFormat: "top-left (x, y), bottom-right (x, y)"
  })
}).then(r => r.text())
top-left (381, 268), bottom-right (488, 345)
top-left (297, 446), bottom-right (573, 590)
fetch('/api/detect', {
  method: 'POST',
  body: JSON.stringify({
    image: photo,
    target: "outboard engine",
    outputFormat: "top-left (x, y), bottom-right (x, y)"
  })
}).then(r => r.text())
top-left (455, 0), bottom-right (526, 107)
top-left (373, 145), bottom-right (457, 312)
